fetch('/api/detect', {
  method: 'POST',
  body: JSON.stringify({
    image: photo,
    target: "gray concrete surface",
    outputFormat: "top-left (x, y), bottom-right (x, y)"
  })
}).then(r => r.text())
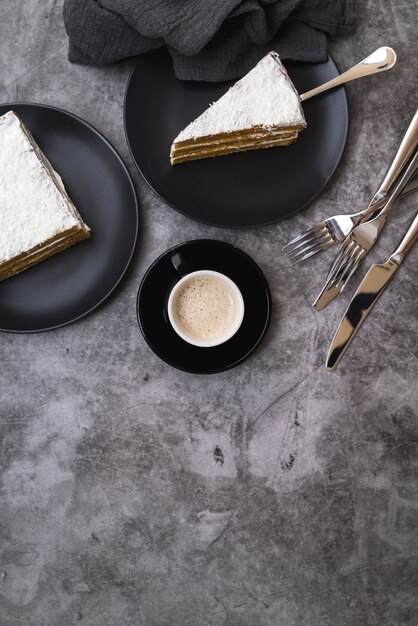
top-left (0, 1), bottom-right (417, 624)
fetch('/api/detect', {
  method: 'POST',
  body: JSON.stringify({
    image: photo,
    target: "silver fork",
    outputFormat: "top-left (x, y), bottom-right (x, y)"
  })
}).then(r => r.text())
top-left (284, 178), bottom-right (418, 265)
top-left (313, 151), bottom-right (418, 310)
top-left (284, 108), bottom-right (418, 265)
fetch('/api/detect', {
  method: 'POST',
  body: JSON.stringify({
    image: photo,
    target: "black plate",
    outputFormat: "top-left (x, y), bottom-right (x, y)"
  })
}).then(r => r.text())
top-left (137, 240), bottom-right (272, 374)
top-left (125, 49), bottom-right (348, 229)
top-left (0, 103), bottom-right (139, 333)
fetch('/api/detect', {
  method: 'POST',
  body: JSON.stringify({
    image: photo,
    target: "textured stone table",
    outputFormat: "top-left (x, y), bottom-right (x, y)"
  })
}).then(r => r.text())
top-left (1, 2), bottom-right (417, 624)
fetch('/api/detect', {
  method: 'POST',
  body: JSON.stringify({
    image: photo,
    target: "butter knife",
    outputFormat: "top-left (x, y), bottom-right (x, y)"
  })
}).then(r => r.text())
top-left (326, 211), bottom-right (418, 371)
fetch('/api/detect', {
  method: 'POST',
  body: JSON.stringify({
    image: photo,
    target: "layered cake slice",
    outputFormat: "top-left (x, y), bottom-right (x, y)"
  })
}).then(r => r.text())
top-left (170, 51), bottom-right (306, 165)
top-left (0, 111), bottom-right (90, 281)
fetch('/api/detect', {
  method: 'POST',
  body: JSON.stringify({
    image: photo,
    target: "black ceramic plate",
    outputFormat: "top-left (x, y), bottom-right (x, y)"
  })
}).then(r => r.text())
top-left (0, 103), bottom-right (138, 333)
top-left (125, 49), bottom-right (348, 228)
top-left (137, 240), bottom-right (271, 374)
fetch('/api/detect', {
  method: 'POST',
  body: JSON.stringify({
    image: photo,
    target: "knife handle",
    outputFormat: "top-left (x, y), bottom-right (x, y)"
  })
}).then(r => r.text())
top-left (391, 212), bottom-right (418, 264)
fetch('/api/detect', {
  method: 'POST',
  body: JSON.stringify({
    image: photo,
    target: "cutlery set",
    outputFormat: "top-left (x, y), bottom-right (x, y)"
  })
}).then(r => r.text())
top-left (285, 108), bottom-right (418, 369)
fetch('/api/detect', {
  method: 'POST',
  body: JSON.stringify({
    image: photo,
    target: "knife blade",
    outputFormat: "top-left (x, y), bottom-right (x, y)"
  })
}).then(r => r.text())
top-left (326, 211), bottom-right (418, 371)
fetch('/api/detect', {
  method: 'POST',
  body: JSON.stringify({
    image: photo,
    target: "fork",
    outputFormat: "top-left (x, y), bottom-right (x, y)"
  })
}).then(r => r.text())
top-left (284, 176), bottom-right (418, 265)
top-left (313, 150), bottom-right (418, 310)
top-left (284, 108), bottom-right (418, 265)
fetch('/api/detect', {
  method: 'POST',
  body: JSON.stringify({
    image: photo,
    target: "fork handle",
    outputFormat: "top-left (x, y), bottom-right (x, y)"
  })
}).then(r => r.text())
top-left (359, 171), bottom-right (418, 222)
top-left (401, 174), bottom-right (418, 198)
top-left (300, 47), bottom-right (396, 102)
top-left (377, 151), bottom-right (418, 218)
top-left (370, 109), bottom-right (418, 205)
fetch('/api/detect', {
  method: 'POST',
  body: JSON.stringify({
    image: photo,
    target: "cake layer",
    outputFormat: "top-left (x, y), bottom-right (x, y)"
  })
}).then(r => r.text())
top-left (171, 134), bottom-right (298, 164)
top-left (171, 129), bottom-right (297, 158)
top-left (172, 125), bottom-right (304, 151)
top-left (0, 227), bottom-right (90, 281)
top-left (170, 130), bottom-right (297, 156)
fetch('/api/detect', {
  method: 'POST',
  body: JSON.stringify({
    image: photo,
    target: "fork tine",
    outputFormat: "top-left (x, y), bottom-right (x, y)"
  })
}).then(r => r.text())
top-left (340, 248), bottom-right (365, 290)
top-left (288, 233), bottom-right (333, 264)
top-left (285, 229), bottom-right (331, 257)
top-left (286, 230), bottom-right (331, 260)
top-left (285, 231), bottom-right (326, 256)
top-left (334, 243), bottom-right (361, 288)
top-left (285, 235), bottom-right (326, 260)
top-left (326, 239), bottom-right (355, 286)
top-left (289, 239), bottom-right (335, 265)
top-left (287, 231), bottom-right (332, 261)
top-left (283, 224), bottom-right (328, 250)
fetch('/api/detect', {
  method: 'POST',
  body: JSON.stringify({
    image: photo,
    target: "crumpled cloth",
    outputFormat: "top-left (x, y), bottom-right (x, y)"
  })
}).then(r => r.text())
top-left (63, 0), bottom-right (355, 81)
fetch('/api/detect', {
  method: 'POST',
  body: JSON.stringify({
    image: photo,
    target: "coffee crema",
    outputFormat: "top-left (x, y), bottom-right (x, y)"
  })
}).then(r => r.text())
top-left (171, 275), bottom-right (236, 342)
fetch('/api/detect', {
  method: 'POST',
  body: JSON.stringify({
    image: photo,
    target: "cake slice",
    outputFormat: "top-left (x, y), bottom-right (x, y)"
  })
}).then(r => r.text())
top-left (0, 110), bottom-right (90, 282)
top-left (170, 51), bottom-right (306, 165)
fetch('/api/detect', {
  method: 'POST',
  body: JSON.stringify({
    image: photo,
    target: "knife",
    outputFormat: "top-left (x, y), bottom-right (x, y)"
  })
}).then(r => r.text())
top-left (326, 211), bottom-right (418, 371)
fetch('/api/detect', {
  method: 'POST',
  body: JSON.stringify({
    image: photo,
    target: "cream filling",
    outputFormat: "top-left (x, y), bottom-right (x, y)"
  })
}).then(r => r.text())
top-left (171, 134), bottom-right (298, 164)
top-left (0, 228), bottom-right (89, 280)
top-left (171, 129), bottom-right (298, 155)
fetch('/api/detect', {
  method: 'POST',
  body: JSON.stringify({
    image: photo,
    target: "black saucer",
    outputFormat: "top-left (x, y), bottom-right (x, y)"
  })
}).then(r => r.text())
top-left (137, 240), bottom-right (272, 373)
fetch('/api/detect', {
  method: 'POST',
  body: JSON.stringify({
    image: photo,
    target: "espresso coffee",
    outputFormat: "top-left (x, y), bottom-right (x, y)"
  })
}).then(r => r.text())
top-left (171, 274), bottom-right (237, 342)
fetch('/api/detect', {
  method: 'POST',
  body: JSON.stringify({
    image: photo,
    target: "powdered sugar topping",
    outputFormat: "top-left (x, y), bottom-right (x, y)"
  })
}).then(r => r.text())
top-left (174, 52), bottom-right (306, 142)
top-left (0, 111), bottom-right (83, 263)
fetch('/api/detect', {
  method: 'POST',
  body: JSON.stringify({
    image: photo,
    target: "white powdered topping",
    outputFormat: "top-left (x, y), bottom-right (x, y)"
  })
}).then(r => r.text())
top-left (0, 111), bottom-right (83, 263)
top-left (174, 52), bottom-right (306, 143)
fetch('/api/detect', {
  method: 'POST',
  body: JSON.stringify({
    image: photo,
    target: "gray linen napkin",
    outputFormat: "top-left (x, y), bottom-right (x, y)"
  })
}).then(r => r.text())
top-left (63, 0), bottom-right (355, 82)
